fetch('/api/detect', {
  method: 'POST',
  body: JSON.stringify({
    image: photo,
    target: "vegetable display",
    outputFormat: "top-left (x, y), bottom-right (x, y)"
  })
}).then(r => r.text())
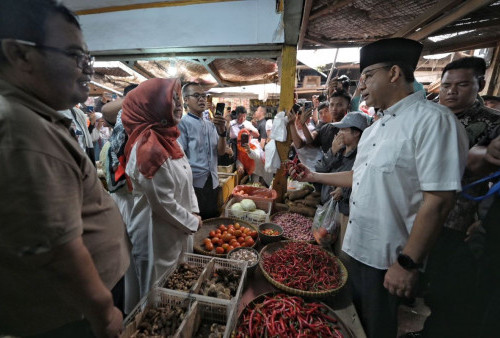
top-left (235, 293), bottom-right (344, 337)
top-left (228, 248), bottom-right (259, 266)
top-left (272, 213), bottom-right (315, 241)
top-left (261, 228), bottom-right (279, 236)
top-left (198, 268), bottom-right (242, 300)
top-left (261, 241), bottom-right (342, 292)
top-left (133, 305), bottom-right (186, 337)
top-left (194, 322), bottom-right (226, 338)
top-left (284, 185), bottom-right (320, 217)
top-left (202, 223), bottom-right (257, 254)
top-left (162, 263), bottom-right (204, 291)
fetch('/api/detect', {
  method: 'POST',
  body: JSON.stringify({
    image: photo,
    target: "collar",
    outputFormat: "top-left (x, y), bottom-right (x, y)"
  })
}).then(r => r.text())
top-left (455, 100), bottom-right (483, 119)
top-left (187, 112), bottom-right (201, 120)
top-left (0, 78), bottom-right (70, 125)
top-left (382, 90), bottom-right (423, 118)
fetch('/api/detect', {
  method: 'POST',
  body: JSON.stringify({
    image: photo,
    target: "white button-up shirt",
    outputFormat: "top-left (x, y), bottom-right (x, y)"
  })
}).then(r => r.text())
top-left (342, 91), bottom-right (468, 269)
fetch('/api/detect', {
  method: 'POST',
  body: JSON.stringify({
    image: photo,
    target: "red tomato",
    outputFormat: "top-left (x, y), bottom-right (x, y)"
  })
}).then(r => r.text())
top-left (245, 237), bottom-right (255, 247)
top-left (219, 225), bottom-right (227, 232)
top-left (211, 237), bottom-right (219, 244)
top-left (222, 243), bottom-right (229, 251)
top-left (216, 247), bottom-right (225, 254)
top-left (237, 236), bottom-right (245, 243)
top-left (203, 238), bottom-right (211, 245)
top-left (205, 242), bottom-right (214, 251)
top-left (250, 230), bottom-right (258, 239)
top-left (234, 223), bottom-right (241, 230)
top-left (227, 245), bottom-right (235, 252)
top-left (234, 230), bottom-right (242, 237)
top-left (209, 230), bottom-right (216, 237)
top-left (223, 234), bottom-right (232, 243)
top-left (233, 242), bottom-right (241, 248)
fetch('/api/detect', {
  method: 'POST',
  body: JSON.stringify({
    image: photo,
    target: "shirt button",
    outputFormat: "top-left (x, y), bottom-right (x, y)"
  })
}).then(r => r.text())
top-left (393, 114), bottom-right (396, 117)
top-left (365, 163), bottom-right (368, 166)
top-left (349, 220), bottom-right (352, 224)
top-left (373, 143), bottom-right (376, 146)
top-left (357, 182), bottom-right (359, 185)
top-left (382, 123), bottom-right (385, 126)
top-left (352, 201), bottom-right (355, 205)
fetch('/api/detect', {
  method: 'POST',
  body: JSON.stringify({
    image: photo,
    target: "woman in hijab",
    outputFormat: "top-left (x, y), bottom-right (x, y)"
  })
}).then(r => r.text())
top-left (122, 78), bottom-right (201, 296)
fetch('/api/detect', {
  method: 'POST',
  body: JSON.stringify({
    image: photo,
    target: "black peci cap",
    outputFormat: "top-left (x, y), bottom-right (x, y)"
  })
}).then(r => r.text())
top-left (360, 38), bottom-right (423, 73)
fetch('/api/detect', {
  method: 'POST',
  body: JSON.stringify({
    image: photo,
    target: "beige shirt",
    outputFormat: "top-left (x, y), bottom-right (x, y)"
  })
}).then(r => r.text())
top-left (0, 79), bottom-right (130, 335)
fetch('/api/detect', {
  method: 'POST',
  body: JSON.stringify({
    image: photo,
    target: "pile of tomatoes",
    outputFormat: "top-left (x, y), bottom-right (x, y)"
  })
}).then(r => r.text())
top-left (261, 228), bottom-right (280, 236)
top-left (203, 223), bottom-right (257, 254)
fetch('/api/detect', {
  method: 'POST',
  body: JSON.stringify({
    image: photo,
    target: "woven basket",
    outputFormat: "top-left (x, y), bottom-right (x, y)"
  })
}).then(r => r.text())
top-left (193, 217), bottom-right (257, 257)
top-left (269, 212), bottom-right (315, 242)
top-left (259, 240), bottom-right (348, 298)
top-left (233, 292), bottom-right (354, 338)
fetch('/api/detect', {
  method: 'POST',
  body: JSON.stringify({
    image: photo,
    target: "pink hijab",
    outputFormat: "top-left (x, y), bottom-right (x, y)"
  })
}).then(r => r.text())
top-left (122, 78), bottom-right (184, 178)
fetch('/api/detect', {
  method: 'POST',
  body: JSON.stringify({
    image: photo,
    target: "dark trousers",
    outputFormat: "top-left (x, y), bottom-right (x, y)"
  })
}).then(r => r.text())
top-left (194, 175), bottom-right (220, 220)
top-left (422, 228), bottom-right (478, 338)
top-left (344, 254), bottom-right (399, 338)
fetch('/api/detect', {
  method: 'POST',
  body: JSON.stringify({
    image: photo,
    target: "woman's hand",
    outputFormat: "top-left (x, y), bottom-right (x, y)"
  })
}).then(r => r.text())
top-left (237, 165), bottom-right (245, 176)
top-left (286, 109), bottom-right (297, 125)
top-left (243, 144), bottom-right (251, 154)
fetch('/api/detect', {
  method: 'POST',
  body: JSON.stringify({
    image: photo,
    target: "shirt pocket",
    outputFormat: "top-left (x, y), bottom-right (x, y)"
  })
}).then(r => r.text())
top-left (369, 139), bottom-right (405, 173)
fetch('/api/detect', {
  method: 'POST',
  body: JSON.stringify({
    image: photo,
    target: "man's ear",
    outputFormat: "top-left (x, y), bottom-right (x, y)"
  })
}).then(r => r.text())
top-left (389, 65), bottom-right (403, 83)
top-left (0, 39), bottom-right (35, 72)
top-left (478, 76), bottom-right (486, 92)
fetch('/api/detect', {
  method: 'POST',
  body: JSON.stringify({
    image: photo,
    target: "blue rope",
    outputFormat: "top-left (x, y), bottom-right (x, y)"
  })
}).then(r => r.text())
top-left (461, 170), bottom-right (500, 201)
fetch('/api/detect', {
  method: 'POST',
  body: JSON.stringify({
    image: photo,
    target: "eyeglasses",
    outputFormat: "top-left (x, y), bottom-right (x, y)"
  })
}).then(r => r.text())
top-left (14, 39), bottom-right (94, 70)
top-left (358, 65), bottom-right (391, 86)
top-left (186, 93), bottom-right (207, 100)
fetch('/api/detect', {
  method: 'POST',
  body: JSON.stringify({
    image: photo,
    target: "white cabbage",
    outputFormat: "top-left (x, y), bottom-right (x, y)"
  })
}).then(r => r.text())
top-left (240, 199), bottom-right (257, 211)
top-left (231, 202), bottom-right (245, 217)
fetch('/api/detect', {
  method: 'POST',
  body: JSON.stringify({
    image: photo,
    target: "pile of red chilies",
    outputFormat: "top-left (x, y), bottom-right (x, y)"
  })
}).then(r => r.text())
top-left (235, 294), bottom-right (344, 337)
top-left (262, 242), bottom-right (341, 291)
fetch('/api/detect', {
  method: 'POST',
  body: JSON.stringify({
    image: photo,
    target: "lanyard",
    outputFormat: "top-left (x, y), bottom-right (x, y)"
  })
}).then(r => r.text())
top-left (461, 170), bottom-right (500, 201)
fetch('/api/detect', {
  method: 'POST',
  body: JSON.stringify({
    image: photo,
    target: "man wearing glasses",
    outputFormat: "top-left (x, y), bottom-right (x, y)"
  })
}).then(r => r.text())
top-left (178, 82), bottom-right (227, 219)
top-left (290, 38), bottom-right (468, 337)
top-left (0, 1), bottom-right (129, 337)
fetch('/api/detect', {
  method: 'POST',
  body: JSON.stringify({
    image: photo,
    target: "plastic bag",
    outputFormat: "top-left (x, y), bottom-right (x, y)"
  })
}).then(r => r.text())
top-left (270, 111), bottom-right (288, 142)
top-left (312, 198), bottom-right (340, 247)
top-left (264, 139), bottom-right (281, 173)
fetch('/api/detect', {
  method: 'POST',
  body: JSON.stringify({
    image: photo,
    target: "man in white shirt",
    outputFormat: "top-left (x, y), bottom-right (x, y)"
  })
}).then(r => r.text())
top-left (290, 38), bottom-right (468, 338)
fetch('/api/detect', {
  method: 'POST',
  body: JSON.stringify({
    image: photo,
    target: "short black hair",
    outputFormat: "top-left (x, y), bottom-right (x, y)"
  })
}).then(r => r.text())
top-left (330, 89), bottom-right (352, 104)
top-left (181, 82), bottom-right (202, 98)
top-left (235, 106), bottom-right (247, 115)
top-left (318, 101), bottom-right (329, 111)
top-left (0, 0), bottom-right (80, 43)
top-left (442, 57), bottom-right (486, 79)
top-left (123, 84), bottom-right (138, 96)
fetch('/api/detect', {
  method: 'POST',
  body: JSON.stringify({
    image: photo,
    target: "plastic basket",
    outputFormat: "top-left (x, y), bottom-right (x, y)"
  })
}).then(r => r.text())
top-left (122, 288), bottom-right (195, 338)
top-left (194, 256), bottom-right (248, 305)
top-left (178, 297), bottom-right (237, 338)
top-left (231, 185), bottom-right (277, 203)
top-left (218, 164), bottom-right (235, 173)
top-left (224, 197), bottom-right (272, 225)
top-left (154, 253), bottom-right (213, 291)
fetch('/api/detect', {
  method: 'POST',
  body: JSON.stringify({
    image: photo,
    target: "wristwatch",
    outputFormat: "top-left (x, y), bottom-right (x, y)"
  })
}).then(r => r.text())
top-left (397, 253), bottom-right (422, 270)
top-left (217, 130), bottom-right (227, 138)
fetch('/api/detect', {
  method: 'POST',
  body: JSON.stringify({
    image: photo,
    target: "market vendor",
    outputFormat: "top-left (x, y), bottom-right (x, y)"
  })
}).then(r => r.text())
top-left (289, 38), bottom-right (468, 338)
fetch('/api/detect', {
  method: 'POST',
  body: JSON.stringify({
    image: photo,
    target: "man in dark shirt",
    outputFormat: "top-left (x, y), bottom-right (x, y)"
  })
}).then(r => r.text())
top-left (254, 105), bottom-right (268, 148)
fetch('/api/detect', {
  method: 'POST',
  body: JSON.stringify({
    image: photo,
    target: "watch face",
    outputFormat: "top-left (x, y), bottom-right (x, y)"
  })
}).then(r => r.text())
top-left (398, 254), bottom-right (417, 269)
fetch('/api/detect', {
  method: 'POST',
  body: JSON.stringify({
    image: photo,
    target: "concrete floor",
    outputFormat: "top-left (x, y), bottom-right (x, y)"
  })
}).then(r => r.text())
top-left (397, 297), bottom-right (430, 337)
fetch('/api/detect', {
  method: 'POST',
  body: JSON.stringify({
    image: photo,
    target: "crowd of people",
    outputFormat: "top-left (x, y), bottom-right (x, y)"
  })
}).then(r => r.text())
top-left (1, 1), bottom-right (500, 338)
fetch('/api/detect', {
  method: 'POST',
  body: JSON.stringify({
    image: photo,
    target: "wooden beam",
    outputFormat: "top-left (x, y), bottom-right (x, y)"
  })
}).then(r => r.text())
top-left (309, 0), bottom-right (354, 21)
top-left (297, 0), bottom-right (314, 50)
top-left (130, 61), bottom-right (155, 79)
top-left (432, 18), bottom-right (500, 36)
top-left (75, 0), bottom-right (239, 15)
top-left (485, 42), bottom-right (500, 96)
top-left (406, 0), bottom-right (497, 41)
top-left (303, 37), bottom-right (335, 48)
top-left (272, 45), bottom-right (297, 203)
top-left (392, 0), bottom-right (462, 38)
top-left (423, 34), bottom-right (500, 54)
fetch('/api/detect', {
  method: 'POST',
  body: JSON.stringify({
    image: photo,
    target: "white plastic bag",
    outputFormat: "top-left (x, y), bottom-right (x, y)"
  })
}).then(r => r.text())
top-left (264, 140), bottom-right (281, 173)
top-left (270, 111), bottom-right (288, 142)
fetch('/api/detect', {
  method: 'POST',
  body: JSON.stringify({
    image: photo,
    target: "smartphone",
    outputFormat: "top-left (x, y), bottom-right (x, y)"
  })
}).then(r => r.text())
top-left (215, 102), bottom-right (225, 117)
top-left (240, 133), bottom-right (249, 147)
top-left (292, 103), bottom-right (302, 114)
top-left (304, 101), bottom-right (313, 110)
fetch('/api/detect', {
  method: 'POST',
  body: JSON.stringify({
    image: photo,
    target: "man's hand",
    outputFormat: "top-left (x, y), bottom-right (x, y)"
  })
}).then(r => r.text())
top-left (288, 163), bottom-right (314, 182)
top-left (237, 165), bottom-right (245, 175)
top-left (88, 112), bottom-right (97, 126)
top-left (90, 306), bottom-right (123, 338)
top-left (299, 107), bottom-right (313, 126)
top-left (312, 95), bottom-right (320, 108)
top-left (485, 134), bottom-right (500, 166)
top-left (286, 109), bottom-right (297, 125)
top-left (383, 262), bottom-right (419, 298)
top-left (243, 144), bottom-right (251, 154)
top-left (330, 187), bottom-right (343, 201)
top-left (212, 115), bottom-right (227, 134)
top-left (331, 133), bottom-right (344, 154)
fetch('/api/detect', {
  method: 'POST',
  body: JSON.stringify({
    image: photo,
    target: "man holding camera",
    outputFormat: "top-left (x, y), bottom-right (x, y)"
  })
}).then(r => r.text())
top-left (178, 82), bottom-right (227, 219)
